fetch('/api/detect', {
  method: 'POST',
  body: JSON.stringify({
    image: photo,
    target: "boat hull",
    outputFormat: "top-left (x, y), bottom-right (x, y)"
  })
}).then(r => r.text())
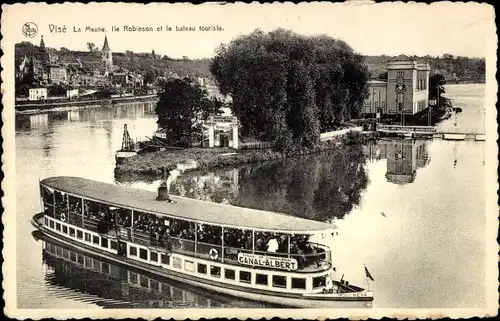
top-left (31, 213), bottom-right (373, 308)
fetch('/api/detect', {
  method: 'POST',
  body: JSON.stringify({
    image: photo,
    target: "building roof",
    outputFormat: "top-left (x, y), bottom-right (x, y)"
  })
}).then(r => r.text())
top-left (390, 54), bottom-right (412, 62)
top-left (41, 176), bottom-right (336, 233)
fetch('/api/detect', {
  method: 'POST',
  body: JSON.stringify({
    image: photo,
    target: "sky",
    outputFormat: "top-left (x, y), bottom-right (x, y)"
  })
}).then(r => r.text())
top-left (3, 2), bottom-right (496, 59)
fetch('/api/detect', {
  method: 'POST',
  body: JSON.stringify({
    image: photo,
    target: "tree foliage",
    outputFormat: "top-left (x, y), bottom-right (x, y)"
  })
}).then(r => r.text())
top-left (87, 42), bottom-right (96, 52)
top-left (155, 78), bottom-right (224, 147)
top-left (210, 29), bottom-right (369, 151)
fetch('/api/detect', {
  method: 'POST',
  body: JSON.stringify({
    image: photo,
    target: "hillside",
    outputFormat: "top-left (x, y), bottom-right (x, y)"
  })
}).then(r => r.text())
top-left (15, 41), bottom-right (213, 80)
top-left (364, 54), bottom-right (485, 83)
top-left (16, 41), bottom-right (485, 84)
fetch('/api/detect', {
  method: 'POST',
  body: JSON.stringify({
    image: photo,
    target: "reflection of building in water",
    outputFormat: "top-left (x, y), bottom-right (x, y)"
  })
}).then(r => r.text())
top-left (41, 238), bottom-right (234, 308)
top-left (16, 102), bottom-right (157, 131)
top-left (67, 110), bottom-right (80, 121)
top-left (363, 139), bottom-right (430, 185)
top-left (28, 113), bottom-right (49, 130)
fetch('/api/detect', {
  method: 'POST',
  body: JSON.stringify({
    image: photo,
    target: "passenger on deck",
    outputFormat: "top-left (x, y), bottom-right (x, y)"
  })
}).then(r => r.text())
top-left (267, 237), bottom-right (279, 253)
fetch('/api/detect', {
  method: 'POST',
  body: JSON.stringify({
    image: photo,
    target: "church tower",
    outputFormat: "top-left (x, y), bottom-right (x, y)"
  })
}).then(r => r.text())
top-left (102, 35), bottom-right (113, 71)
top-left (39, 35), bottom-right (46, 51)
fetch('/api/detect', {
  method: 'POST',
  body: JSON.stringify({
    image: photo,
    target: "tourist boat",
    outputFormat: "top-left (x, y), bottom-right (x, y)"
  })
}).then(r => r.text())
top-left (31, 176), bottom-right (374, 308)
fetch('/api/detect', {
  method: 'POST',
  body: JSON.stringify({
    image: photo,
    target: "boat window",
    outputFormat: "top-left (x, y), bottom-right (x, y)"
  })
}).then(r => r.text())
top-left (83, 200), bottom-right (114, 234)
top-left (68, 196), bottom-right (83, 227)
top-left (43, 204), bottom-right (54, 218)
top-left (70, 252), bottom-right (77, 262)
top-left (197, 263), bottom-right (207, 274)
top-left (239, 271), bottom-right (251, 283)
top-left (223, 227), bottom-right (253, 261)
top-left (62, 225), bottom-right (68, 234)
top-left (114, 207), bottom-right (132, 227)
top-left (291, 278), bottom-right (306, 289)
top-left (44, 218), bottom-right (48, 226)
top-left (313, 276), bottom-right (326, 288)
top-left (210, 266), bottom-right (221, 278)
top-left (69, 196), bottom-right (82, 213)
top-left (139, 248), bottom-right (148, 260)
top-left (185, 260), bottom-right (195, 272)
top-left (254, 232), bottom-right (290, 254)
top-left (224, 269), bottom-right (235, 280)
top-left (197, 223), bottom-right (222, 245)
top-left (49, 220), bottom-right (55, 229)
top-left (272, 275), bottom-right (287, 288)
top-left (92, 235), bottom-right (100, 245)
top-left (150, 251), bottom-right (158, 262)
top-left (129, 246), bottom-right (137, 256)
top-left (55, 222), bottom-right (61, 231)
top-left (76, 230), bottom-right (83, 239)
top-left (101, 237), bottom-right (109, 248)
top-left (41, 185), bottom-right (54, 204)
top-left (161, 253), bottom-right (170, 265)
top-left (69, 227), bottom-right (75, 237)
top-left (173, 257), bottom-right (182, 269)
top-left (133, 210), bottom-right (171, 248)
top-left (77, 255), bottom-right (84, 265)
top-left (54, 190), bottom-right (68, 211)
top-left (84, 233), bottom-right (91, 242)
top-left (255, 273), bottom-right (268, 286)
top-left (110, 240), bottom-right (118, 250)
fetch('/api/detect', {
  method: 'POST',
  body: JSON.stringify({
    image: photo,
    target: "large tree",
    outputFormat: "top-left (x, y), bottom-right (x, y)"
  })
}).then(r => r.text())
top-left (210, 29), bottom-right (369, 151)
top-left (155, 78), bottom-right (223, 147)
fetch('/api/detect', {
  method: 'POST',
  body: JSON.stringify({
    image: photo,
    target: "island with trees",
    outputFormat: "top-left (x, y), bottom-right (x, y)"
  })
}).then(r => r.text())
top-left (115, 29), bottom-right (375, 177)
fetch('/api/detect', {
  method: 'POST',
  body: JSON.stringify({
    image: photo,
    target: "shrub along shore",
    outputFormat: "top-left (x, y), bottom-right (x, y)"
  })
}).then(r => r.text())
top-left (114, 131), bottom-right (377, 177)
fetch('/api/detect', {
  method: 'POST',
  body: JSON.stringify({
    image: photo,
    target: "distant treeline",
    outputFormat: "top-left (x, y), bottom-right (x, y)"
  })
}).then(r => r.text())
top-left (364, 54), bottom-right (485, 83)
top-left (16, 41), bottom-right (485, 84)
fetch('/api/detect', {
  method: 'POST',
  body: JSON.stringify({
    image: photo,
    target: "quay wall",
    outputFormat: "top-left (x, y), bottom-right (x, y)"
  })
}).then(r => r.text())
top-left (15, 94), bottom-right (158, 112)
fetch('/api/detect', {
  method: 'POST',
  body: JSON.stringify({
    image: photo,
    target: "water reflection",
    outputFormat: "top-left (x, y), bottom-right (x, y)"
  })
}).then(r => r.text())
top-left (363, 139), bottom-right (431, 185)
top-left (118, 139), bottom-right (433, 223)
top-left (36, 232), bottom-right (268, 309)
top-left (117, 144), bottom-right (370, 222)
top-left (15, 101), bottom-right (156, 132)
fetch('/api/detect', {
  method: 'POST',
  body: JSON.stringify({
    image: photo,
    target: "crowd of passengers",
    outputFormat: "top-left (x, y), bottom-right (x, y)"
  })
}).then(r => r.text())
top-left (51, 196), bottom-right (325, 267)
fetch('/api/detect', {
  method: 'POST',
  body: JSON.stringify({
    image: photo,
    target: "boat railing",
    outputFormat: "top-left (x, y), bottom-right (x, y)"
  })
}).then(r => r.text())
top-left (163, 237), bottom-right (330, 272)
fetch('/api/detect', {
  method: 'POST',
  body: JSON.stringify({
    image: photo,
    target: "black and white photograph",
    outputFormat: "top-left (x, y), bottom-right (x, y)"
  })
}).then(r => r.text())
top-left (2, 2), bottom-right (498, 319)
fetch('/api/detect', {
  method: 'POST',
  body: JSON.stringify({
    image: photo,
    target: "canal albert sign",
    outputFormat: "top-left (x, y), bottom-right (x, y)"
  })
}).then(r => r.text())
top-left (237, 253), bottom-right (299, 270)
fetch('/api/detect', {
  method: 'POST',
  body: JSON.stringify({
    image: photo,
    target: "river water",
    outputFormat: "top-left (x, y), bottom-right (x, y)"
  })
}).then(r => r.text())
top-left (15, 84), bottom-right (487, 309)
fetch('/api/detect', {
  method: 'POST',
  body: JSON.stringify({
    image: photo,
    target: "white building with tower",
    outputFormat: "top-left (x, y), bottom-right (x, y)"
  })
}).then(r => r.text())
top-left (363, 55), bottom-right (430, 116)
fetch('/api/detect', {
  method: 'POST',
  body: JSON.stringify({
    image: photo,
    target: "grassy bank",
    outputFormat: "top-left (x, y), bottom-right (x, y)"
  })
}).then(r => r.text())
top-left (114, 131), bottom-right (377, 176)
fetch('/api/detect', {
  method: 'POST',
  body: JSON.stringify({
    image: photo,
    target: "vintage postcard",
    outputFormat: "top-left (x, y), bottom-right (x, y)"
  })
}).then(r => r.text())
top-left (1, 1), bottom-right (498, 319)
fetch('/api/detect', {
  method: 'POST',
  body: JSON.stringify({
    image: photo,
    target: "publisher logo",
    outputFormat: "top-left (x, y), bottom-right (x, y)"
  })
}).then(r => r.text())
top-left (22, 22), bottom-right (38, 38)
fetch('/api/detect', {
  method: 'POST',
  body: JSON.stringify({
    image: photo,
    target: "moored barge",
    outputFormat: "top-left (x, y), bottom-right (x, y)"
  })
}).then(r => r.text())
top-left (32, 176), bottom-right (374, 308)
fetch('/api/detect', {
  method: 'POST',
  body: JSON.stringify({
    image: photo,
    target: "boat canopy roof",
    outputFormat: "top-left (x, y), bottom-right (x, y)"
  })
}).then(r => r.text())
top-left (41, 176), bottom-right (336, 233)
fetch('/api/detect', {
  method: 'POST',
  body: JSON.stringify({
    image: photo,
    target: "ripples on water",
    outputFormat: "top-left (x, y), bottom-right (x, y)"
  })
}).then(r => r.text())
top-left (15, 84), bottom-right (487, 309)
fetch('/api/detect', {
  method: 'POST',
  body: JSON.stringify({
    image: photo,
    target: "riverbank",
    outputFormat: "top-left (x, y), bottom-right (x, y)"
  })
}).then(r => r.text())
top-left (15, 94), bottom-right (158, 114)
top-left (114, 130), bottom-right (378, 176)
